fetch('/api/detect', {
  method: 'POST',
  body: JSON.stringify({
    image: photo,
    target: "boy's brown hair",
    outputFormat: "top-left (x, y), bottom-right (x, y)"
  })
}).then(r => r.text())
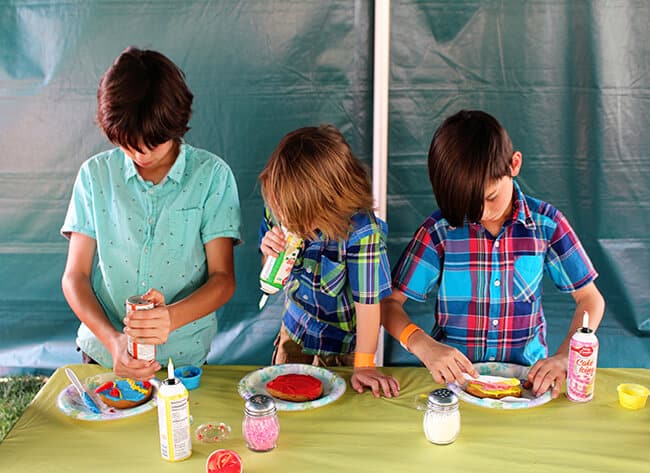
top-left (259, 125), bottom-right (374, 240)
top-left (428, 110), bottom-right (513, 227)
top-left (96, 46), bottom-right (193, 153)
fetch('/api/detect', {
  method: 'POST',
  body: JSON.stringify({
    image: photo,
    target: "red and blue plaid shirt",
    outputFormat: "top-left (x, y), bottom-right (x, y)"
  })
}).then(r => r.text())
top-left (392, 180), bottom-right (598, 365)
top-left (260, 210), bottom-right (392, 355)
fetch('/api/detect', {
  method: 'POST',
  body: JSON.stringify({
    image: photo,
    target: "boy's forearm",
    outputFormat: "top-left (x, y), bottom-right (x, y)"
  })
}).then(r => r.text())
top-left (380, 295), bottom-right (415, 341)
top-left (167, 271), bottom-right (235, 331)
top-left (61, 272), bottom-right (121, 350)
top-left (354, 303), bottom-right (381, 354)
top-left (554, 284), bottom-right (606, 359)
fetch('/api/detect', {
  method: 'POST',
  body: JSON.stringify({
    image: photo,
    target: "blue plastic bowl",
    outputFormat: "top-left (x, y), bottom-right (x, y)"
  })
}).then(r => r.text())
top-left (174, 365), bottom-right (203, 391)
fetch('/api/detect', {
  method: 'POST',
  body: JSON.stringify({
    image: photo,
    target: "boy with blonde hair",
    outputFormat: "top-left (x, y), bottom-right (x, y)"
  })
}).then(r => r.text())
top-left (259, 125), bottom-right (399, 398)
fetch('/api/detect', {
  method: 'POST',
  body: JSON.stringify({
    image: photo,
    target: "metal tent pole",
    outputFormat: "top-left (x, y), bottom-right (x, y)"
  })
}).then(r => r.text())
top-left (372, 0), bottom-right (390, 367)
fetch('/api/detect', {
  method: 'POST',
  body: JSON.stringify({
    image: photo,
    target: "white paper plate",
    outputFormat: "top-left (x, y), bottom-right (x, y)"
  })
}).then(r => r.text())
top-left (57, 372), bottom-right (157, 421)
top-left (238, 364), bottom-right (346, 411)
top-left (447, 362), bottom-right (552, 410)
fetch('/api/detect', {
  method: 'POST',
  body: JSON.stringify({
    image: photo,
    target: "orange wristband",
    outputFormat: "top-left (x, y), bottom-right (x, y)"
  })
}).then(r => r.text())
top-left (354, 352), bottom-right (376, 368)
top-left (399, 323), bottom-right (424, 352)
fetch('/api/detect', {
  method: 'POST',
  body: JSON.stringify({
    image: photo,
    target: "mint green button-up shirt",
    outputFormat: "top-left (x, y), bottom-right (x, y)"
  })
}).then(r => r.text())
top-left (61, 144), bottom-right (241, 367)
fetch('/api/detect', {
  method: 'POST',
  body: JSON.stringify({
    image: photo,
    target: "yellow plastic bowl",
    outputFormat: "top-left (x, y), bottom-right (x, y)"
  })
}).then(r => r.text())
top-left (617, 383), bottom-right (649, 410)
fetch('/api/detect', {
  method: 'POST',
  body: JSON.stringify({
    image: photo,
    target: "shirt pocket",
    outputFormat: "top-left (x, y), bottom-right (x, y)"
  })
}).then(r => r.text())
top-left (512, 254), bottom-right (544, 303)
top-left (437, 270), bottom-right (472, 327)
top-left (438, 270), bottom-right (472, 300)
top-left (320, 254), bottom-right (347, 297)
top-left (164, 207), bottom-right (203, 257)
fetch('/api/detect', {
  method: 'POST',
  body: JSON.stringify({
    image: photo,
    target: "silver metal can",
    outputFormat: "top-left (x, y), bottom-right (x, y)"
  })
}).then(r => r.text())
top-left (125, 295), bottom-right (155, 361)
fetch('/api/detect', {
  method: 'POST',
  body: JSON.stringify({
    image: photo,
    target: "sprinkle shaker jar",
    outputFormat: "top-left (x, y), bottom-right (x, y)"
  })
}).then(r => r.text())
top-left (422, 388), bottom-right (460, 445)
top-left (242, 394), bottom-right (280, 452)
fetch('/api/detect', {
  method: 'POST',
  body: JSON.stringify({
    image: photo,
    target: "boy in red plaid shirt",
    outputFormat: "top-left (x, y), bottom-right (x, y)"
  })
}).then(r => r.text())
top-left (381, 110), bottom-right (605, 399)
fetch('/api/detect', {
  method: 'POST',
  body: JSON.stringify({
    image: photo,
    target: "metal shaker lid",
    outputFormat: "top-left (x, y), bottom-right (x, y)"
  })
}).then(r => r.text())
top-left (244, 394), bottom-right (277, 416)
top-left (427, 388), bottom-right (459, 408)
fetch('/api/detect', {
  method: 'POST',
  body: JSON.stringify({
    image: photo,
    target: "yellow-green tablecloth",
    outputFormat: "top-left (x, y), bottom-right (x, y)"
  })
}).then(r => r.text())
top-left (1, 365), bottom-right (648, 472)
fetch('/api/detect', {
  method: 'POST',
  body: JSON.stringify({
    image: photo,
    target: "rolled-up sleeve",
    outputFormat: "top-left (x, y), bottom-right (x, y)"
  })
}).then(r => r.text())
top-left (346, 231), bottom-right (392, 304)
top-left (61, 162), bottom-right (96, 240)
top-left (201, 162), bottom-right (242, 245)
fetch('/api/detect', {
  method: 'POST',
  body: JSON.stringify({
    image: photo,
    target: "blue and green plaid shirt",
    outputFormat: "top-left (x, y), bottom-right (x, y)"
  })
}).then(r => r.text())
top-left (259, 209), bottom-right (392, 355)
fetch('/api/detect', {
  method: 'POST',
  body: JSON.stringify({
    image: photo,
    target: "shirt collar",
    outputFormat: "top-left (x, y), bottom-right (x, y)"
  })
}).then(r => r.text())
top-left (166, 144), bottom-right (186, 183)
top-left (121, 143), bottom-right (187, 184)
top-left (512, 179), bottom-right (536, 230)
top-left (122, 150), bottom-right (138, 181)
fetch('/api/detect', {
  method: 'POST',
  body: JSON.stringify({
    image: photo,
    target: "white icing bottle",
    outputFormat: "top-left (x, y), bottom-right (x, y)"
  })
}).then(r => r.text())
top-left (566, 311), bottom-right (599, 402)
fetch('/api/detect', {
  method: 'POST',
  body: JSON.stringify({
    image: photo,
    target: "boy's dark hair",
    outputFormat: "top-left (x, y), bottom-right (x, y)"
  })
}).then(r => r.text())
top-left (427, 110), bottom-right (513, 227)
top-left (96, 46), bottom-right (193, 153)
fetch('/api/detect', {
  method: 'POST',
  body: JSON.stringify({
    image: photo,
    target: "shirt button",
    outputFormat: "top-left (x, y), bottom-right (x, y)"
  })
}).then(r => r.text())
top-left (303, 294), bottom-right (309, 300)
top-left (148, 217), bottom-right (154, 224)
top-left (494, 280), bottom-right (501, 287)
top-left (141, 282), bottom-right (146, 287)
top-left (492, 319), bottom-right (499, 326)
top-left (144, 247), bottom-right (148, 253)
top-left (494, 241), bottom-right (500, 248)
top-left (306, 267), bottom-right (312, 274)
top-left (489, 356), bottom-right (495, 361)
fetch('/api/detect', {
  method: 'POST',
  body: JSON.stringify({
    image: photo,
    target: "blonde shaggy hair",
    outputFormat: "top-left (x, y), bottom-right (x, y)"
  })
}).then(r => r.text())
top-left (259, 124), bottom-right (374, 241)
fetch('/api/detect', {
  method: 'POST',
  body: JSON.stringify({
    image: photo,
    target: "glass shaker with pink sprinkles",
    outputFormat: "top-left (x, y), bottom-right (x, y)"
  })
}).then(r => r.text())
top-left (242, 394), bottom-right (279, 452)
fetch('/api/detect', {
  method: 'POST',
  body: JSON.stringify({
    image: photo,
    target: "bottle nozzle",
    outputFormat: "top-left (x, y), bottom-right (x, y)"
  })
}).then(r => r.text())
top-left (258, 293), bottom-right (269, 311)
top-left (167, 358), bottom-right (174, 380)
top-left (582, 311), bottom-right (590, 329)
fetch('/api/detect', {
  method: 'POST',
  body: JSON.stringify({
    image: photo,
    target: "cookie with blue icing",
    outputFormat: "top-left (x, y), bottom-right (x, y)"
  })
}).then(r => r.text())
top-left (95, 378), bottom-right (153, 409)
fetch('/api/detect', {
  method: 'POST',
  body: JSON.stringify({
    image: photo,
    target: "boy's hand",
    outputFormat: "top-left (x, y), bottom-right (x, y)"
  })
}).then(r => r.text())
top-left (527, 354), bottom-right (566, 399)
top-left (351, 367), bottom-right (401, 398)
top-left (142, 288), bottom-right (165, 306)
top-left (124, 288), bottom-right (171, 344)
top-left (109, 333), bottom-right (160, 381)
top-left (124, 306), bottom-right (172, 345)
top-left (260, 226), bottom-right (286, 258)
top-left (409, 331), bottom-right (479, 385)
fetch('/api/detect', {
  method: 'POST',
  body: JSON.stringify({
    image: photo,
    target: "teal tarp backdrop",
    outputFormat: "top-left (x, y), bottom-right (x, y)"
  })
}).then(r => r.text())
top-left (1, 1), bottom-right (648, 374)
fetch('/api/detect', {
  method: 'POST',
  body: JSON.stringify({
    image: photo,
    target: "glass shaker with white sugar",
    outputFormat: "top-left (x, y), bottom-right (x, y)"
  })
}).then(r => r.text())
top-left (421, 388), bottom-right (460, 445)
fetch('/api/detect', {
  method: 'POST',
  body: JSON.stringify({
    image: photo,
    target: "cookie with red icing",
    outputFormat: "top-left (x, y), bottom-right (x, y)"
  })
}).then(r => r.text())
top-left (266, 374), bottom-right (323, 402)
top-left (94, 378), bottom-right (153, 409)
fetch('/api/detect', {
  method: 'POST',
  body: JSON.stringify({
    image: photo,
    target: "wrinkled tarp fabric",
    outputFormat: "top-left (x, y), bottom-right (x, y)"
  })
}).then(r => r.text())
top-left (0, 0), bottom-right (648, 373)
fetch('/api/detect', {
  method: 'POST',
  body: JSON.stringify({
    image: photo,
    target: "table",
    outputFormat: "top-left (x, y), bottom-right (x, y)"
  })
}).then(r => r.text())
top-left (1, 365), bottom-right (648, 472)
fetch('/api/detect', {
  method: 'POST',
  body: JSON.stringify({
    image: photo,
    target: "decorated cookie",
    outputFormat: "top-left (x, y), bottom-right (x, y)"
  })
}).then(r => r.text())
top-left (266, 373), bottom-right (323, 402)
top-left (95, 378), bottom-right (153, 409)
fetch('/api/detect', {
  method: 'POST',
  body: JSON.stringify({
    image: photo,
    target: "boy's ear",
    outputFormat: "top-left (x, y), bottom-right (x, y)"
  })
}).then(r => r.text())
top-left (510, 151), bottom-right (523, 177)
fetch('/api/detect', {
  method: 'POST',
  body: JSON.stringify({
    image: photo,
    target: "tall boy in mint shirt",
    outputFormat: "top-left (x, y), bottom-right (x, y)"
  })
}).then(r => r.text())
top-left (61, 47), bottom-right (241, 381)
